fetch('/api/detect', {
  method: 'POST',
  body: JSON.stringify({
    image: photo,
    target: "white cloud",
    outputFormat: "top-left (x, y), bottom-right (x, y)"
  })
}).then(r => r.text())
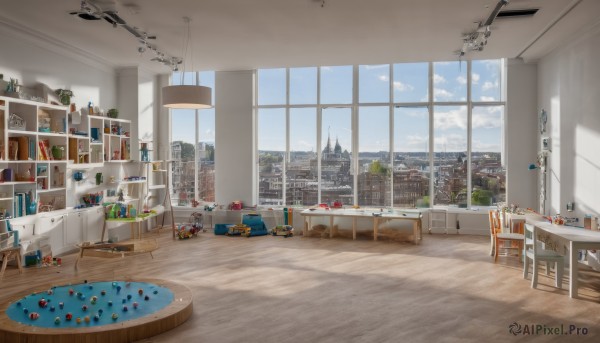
top-left (434, 133), bottom-right (467, 152)
top-left (393, 81), bottom-right (414, 92)
top-left (434, 88), bottom-right (453, 100)
top-left (480, 96), bottom-right (495, 101)
top-left (404, 109), bottom-right (427, 118)
top-left (482, 80), bottom-right (497, 91)
top-left (433, 74), bottom-right (446, 84)
top-left (457, 76), bottom-right (467, 85)
top-left (321, 66), bottom-right (332, 72)
top-left (472, 108), bottom-right (502, 129)
top-left (472, 139), bottom-right (500, 152)
top-left (472, 73), bottom-right (480, 84)
top-left (364, 65), bottom-right (388, 70)
top-left (379, 75), bottom-right (389, 82)
top-left (396, 134), bottom-right (428, 152)
top-left (434, 107), bottom-right (467, 130)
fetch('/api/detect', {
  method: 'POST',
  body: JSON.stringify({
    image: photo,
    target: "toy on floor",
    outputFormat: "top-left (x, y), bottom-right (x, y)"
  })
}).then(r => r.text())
top-left (272, 225), bottom-right (294, 238)
top-left (227, 224), bottom-right (251, 237)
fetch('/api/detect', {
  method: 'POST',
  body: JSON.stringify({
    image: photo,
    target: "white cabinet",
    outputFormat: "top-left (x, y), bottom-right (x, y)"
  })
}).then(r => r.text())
top-left (65, 211), bottom-right (84, 246)
top-left (85, 206), bottom-right (104, 243)
top-left (35, 213), bottom-right (67, 256)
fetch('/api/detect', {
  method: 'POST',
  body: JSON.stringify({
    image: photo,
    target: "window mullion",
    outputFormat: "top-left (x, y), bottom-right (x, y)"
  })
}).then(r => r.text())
top-left (428, 62), bottom-right (435, 208)
top-left (466, 61), bottom-right (473, 209)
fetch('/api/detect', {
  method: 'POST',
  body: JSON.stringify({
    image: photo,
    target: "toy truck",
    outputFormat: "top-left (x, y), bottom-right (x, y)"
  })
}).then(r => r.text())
top-left (272, 225), bottom-right (294, 238)
top-left (227, 224), bottom-right (252, 237)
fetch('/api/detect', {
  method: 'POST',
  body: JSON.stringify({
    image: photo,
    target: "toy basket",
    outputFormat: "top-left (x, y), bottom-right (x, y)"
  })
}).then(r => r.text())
top-left (176, 212), bottom-right (205, 240)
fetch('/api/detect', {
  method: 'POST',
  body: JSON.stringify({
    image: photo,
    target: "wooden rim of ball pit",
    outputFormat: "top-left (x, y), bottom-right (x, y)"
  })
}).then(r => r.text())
top-left (0, 278), bottom-right (193, 343)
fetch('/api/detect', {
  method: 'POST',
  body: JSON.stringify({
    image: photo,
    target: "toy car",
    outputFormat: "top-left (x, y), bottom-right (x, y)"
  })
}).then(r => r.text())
top-left (227, 224), bottom-right (251, 237)
top-left (272, 225), bottom-right (294, 238)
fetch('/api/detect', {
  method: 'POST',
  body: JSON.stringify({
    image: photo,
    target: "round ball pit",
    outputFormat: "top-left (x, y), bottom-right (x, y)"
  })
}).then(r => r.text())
top-left (0, 279), bottom-right (192, 343)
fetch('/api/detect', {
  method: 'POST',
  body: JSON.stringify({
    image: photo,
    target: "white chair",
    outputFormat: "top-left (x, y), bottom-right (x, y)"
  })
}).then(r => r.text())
top-left (523, 223), bottom-right (564, 289)
top-left (490, 210), bottom-right (524, 262)
top-left (428, 208), bottom-right (447, 234)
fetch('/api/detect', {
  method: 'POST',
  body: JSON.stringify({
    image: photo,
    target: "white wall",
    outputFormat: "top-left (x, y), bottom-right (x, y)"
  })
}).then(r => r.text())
top-left (0, 22), bottom-right (117, 109)
top-left (505, 59), bottom-right (538, 209)
top-left (538, 24), bottom-right (600, 219)
top-left (215, 70), bottom-right (255, 207)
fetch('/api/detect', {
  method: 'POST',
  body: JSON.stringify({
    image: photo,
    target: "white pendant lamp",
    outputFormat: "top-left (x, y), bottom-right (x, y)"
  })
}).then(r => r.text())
top-left (162, 17), bottom-right (212, 109)
top-left (163, 85), bottom-right (212, 109)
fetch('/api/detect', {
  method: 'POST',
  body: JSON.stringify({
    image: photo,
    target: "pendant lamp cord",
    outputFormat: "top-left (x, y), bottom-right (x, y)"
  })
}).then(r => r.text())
top-left (179, 17), bottom-right (192, 85)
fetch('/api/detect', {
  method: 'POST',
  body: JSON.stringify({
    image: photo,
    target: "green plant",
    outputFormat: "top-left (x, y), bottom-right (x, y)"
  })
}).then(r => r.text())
top-left (55, 89), bottom-right (74, 105)
top-left (107, 109), bottom-right (119, 118)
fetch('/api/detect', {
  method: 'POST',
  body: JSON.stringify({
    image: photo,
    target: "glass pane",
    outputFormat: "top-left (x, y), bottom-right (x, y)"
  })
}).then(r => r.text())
top-left (197, 108), bottom-right (215, 202)
top-left (321, 107), bottom-right (353, 205)
top-left (472, 106), bottom-right (505, 205)
top-left (393, 107), bottom-right (430, 207)
top-left (258, 68), bottom-right (286, 105)
top-left (472, 60), bottom-right (502, 102)
top-left (287, 108), bottom-right (317, 206)
top-left (199, 71), bottom-right (216, 105)
top-left (433, 106), bottom-right (468, 206)
top-left (433, 61), bottom-right (467, 102)
top-left (358, 106), bottom-right (390, 206)
top-left (320, 65), bottom-right (353, 104)
top-left (171, 109), bottom-right (196, 206)
top-left (171, 71), bottom-right (195, 86)
top-left (258, 108), bottom-right (286, 205)
top-left (290, 67), bottom-right (317, 105)
top-left (359, 64), bottom-right (389, 103)
top-left (393, 63), bottom-right (428, 103)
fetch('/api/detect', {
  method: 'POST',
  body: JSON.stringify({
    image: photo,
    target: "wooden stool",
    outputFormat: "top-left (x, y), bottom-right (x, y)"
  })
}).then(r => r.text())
top-left (0, 246), bottom-right (24, 280)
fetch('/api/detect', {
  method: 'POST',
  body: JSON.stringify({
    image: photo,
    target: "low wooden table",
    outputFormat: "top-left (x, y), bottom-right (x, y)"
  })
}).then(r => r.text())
top-left (300, 209), bottom-right (423, 244)
top-left (0, 246), bottom-right (23, 280)
top-left (75, 238), bottom-right (158, 270)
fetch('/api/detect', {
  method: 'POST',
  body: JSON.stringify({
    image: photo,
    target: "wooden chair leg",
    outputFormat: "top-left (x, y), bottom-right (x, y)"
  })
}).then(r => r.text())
top-left (16, 252), bottom-right (23, 274)
top-left (0, 254), bottom-right (9, 280)
top-left (494, 237), bottom-right (499, 262)
top-left (531, 260), bottom-right (538, 288)
top-left (556, 261), bottom-right (564, 289)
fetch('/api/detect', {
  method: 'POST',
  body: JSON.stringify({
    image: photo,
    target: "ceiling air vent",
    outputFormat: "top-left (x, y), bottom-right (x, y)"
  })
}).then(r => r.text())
top-left (497, 9), bottom-right (539, 18)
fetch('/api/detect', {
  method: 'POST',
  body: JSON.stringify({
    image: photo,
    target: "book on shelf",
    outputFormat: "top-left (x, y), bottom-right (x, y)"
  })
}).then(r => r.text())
top-left (8, 137), bottom-right (18, 160)
top-left (17, 136), bottom-right (30, 160)
top-left (38, 139), bottom-right (52, 160)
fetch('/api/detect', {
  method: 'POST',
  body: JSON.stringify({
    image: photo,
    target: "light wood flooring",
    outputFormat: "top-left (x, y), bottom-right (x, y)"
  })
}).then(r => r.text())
top-left (1, 230), bottom-right (600, 342)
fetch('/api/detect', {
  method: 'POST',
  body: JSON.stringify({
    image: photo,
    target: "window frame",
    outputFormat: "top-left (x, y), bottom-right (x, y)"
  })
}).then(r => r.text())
top-left (254, 60), bottom-right (506, 208)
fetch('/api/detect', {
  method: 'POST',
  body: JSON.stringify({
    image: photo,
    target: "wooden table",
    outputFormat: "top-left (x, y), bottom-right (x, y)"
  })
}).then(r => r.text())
top-left (0, 246), bottom-right (23, 280)
top-left (529, 219), bottom-right (600, 298)
top-left (300, 209), bottom-right (423, 244)
top-left (75, 238), bottom-right (157, 270)
top-left (103, 213), bottom-right (159, 242)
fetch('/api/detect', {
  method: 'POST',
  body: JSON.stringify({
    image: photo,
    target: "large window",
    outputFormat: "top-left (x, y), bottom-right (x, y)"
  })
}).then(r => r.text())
top-left (255, 60), bottom-right (506, 208)
top-left (170, 71), bottom-right (215, 206)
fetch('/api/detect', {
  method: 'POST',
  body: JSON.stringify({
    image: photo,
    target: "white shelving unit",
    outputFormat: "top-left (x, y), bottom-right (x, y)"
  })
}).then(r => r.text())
top-left (0, 96), bottom-right (69, 219)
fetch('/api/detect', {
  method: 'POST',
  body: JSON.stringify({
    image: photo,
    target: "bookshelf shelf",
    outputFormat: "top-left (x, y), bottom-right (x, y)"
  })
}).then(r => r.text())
top-left (1, 95), bottom-right (69, 218)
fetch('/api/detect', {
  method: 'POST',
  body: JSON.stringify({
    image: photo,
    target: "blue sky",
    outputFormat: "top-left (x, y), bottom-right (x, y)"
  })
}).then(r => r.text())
top-left (172, 60), bottom-right (503, 153)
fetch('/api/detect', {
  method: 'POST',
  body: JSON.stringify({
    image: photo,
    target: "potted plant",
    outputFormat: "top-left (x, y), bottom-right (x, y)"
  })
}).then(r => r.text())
top-left (55, 89), bottom-right (74, 105)
top-left (107, 109), bottom-right (119, 118)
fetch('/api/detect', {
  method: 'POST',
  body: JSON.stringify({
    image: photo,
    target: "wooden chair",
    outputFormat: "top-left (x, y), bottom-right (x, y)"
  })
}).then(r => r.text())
top-left (523, 224), bottom-right (564, 288)
top-left (489, 210), bottom-right (524, 262)
top-left (0, 232), bottom-right (24, 280)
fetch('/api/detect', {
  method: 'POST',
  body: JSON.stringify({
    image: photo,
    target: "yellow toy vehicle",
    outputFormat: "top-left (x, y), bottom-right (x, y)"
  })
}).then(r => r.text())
top-left (272, 225), bottom-right (294, 238)
top-left (227, 224), bottom-right (252, 237)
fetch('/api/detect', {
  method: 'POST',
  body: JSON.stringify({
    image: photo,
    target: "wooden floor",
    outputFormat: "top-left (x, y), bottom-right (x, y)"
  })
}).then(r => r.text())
top-left (1, 230), bottom-right (600, 342)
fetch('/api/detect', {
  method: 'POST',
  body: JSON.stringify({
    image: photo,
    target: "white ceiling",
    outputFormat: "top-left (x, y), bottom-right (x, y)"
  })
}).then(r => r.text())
top-left (1, 0), bottom-right (599, 74)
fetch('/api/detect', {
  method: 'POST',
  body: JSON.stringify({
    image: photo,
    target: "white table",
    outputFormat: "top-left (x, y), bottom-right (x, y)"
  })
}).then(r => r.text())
top-left (529, 220), bottom-right (600, 298)
top-left (300, 209), bottom-right (423, 244)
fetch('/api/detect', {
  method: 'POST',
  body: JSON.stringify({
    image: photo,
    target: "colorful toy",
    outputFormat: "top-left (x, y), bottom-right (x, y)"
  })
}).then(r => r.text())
top-left (226, 224), bottom-right (251, 237)
top-left (272, 225), bottom-right (294, 238)
top-left (29, 312), bottom-right (40, 320)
